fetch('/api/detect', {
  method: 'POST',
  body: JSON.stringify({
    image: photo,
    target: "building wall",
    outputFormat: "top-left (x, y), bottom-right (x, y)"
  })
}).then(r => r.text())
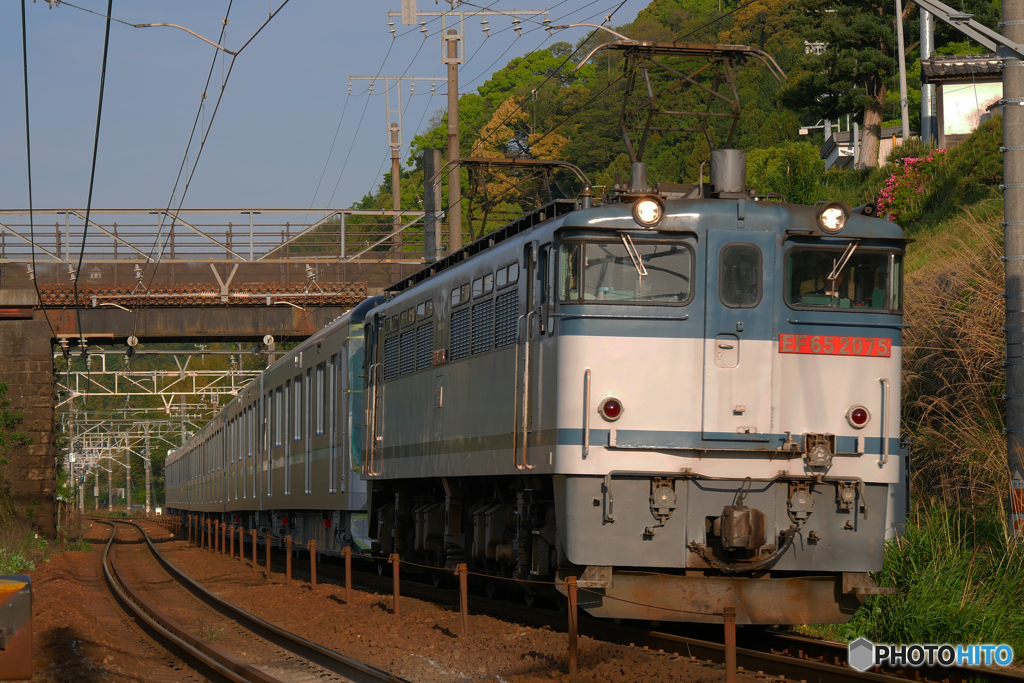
top-left (0, 318), bottom-right (56, 535)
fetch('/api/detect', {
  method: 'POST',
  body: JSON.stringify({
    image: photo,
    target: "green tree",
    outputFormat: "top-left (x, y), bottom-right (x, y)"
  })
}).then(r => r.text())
top-left (0, 382), bottom-right (31, 521)
top-left (782, 0), bottom-right (898, 168)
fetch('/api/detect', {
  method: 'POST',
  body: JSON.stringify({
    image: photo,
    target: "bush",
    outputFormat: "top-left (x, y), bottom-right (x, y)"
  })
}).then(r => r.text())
top-left (808, 503), bottom-right (1024, 661)
top-left (745, 140), bottom-right (825, 205)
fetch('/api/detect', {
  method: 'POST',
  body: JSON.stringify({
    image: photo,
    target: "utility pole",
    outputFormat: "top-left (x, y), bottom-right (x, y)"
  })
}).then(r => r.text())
top-left (1004, 0), bottom-right (1024, 541)
top-left (423, 148), bottom-right (444, 261)
top-left (898, 4), bottom-right (1024, 537)
top-left (895, 0), bottom-right (911, 141)
top-left (144, 424), bottom-right (152, 515)
top-left (920, 9), bottom-right (937, 143)
top-left (446, 28), bottom-right (463, 253)
top-left (124, 437), bottom-right (132, 514)
top-left (388, 1), bottom-right (549, 255)
top-left (350, 75), bottom-right (444, 263)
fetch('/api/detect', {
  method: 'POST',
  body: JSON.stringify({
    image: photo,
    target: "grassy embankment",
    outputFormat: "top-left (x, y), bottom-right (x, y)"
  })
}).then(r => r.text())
top-left (801, 118), bottom-right (1024, 655)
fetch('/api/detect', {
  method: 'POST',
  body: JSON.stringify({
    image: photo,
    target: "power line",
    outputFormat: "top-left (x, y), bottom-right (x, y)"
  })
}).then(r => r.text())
top-left (19, 0), bottom-right (58, 344)
top-left (71, 0), bottom-right (114, 377)
top-left (468, 0), bottom-right (629, 155)
top-left (136, 1), bottom-right (291, 300)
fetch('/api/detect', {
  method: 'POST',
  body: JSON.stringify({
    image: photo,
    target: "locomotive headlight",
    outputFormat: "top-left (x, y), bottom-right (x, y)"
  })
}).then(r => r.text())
top-left (847, 405), bottom-right (870, 429)
top-left (632, 196), bottom-right (664, 227)
top-left (598, 396), bottom-right (624, 422)
top-left (817, 202), bottom-right (849, 233)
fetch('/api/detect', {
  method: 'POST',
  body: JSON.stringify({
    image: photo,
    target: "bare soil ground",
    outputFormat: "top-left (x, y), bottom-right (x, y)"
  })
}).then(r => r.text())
top-left (23, 521), bottom-right (204, 683)
top-left (19, 518), bottom-right (766, 683)
top-left (140, 520), bottom-right (759, 683)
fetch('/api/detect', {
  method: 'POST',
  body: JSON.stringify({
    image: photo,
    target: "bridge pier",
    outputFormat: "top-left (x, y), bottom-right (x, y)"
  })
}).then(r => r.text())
top-left (0, 295), bottom-right (56, 535)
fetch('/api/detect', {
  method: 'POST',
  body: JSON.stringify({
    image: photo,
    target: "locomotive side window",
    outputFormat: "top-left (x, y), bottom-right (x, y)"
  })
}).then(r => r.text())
top-left (786, 248), bottom-right (903, 311)
top-left (559, 244), bottom-right (582, 301)
top-left (558, 241), bottom-right (692, 303)
top-left (507, 261), bottom-right (519, 284)
top-left (719, 244), bottom-right (762, 308)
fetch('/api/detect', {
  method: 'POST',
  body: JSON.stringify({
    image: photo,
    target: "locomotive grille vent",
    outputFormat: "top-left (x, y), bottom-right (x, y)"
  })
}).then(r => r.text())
top-left (416, 322), bottom-right (433, 370)
top-left (451, 308), bottom-right (471, 360)
top-left (472, 300), bottom-right (495, 355)
top-left (400, 330), bottom-right (416, 375)
top-left (495, 290), bottom-right (519, 348)
top-left (383, 335), bottom-right (400, 380)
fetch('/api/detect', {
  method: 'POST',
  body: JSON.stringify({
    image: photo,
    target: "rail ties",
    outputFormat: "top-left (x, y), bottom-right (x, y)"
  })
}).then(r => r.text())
top-left (98, 519), bottom-right (407, 683)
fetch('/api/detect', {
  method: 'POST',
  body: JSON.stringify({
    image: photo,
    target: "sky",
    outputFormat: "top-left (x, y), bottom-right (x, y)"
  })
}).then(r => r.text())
top-left (0, 0), bottom-right (643, 215)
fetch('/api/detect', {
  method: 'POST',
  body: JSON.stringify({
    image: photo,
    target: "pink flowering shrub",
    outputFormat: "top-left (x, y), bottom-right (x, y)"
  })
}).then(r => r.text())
top-left (876, 150), bottom-right (947, 224)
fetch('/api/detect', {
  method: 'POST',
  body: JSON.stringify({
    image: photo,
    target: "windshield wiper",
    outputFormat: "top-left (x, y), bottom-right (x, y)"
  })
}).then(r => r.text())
top-left (620, 233), bottom-right (648, 277)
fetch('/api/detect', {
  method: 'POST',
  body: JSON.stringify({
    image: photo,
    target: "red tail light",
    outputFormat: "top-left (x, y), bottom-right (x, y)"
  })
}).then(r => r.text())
top-left (848, 406), bottom-right (870, 428)
top-left (599, 397), bottom-right (623, 421)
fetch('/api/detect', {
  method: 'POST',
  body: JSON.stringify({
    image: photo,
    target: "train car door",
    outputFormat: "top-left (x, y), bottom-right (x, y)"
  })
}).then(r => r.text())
top-left (702, 228), bottom-right (775, 442)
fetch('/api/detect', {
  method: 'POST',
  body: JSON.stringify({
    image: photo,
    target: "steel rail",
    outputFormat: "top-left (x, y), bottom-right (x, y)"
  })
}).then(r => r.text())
top-left (281, 554), bottom-right (1023, 683)
top-left (125, 520), bottom-right (407, 683)
top-left (98, 520), bottom-right (279, 683)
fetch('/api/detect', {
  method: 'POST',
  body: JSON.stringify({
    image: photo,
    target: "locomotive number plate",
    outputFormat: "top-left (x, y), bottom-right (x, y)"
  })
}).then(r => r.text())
top-left (778, 333), bottom-right (891, 357)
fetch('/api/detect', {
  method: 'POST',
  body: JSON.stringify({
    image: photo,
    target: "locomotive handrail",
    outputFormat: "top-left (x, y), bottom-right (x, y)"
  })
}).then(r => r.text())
top-left (583, 369), bottom-right (592, 458)
top-left (552, 313), bottom-right (689, 321)
top-left (879, 378), bottom-right (890, 466)
top-left (520, 311), bottom-right (537, 470)
top-left (786, 319), bottom-right (910, 329)
top-left (513, 314), bottom-right (526, 470)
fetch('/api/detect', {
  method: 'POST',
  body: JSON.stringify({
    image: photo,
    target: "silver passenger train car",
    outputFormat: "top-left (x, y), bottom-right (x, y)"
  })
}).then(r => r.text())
top-left (167, 154), bottom-right (907, 625)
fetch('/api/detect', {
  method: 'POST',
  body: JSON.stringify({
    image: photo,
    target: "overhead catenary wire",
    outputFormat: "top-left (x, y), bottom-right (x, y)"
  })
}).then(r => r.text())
top-left (467, 0), bottom-right (629, 155)
top-left (19, 0), bottom-right (58, 345)
top-left (71, 0), bottom-right (114, 405)
top-left (132, 0), bottom-right (291, 348)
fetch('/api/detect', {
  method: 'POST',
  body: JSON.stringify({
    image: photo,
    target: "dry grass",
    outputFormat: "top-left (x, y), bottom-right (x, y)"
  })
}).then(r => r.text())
top-left (901, 204), bottom-right (1008, 509)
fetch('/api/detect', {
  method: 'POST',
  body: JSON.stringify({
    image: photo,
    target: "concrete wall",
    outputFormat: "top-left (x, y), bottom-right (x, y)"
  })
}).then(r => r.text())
top-left (0, 317), bottom-right (55, 535)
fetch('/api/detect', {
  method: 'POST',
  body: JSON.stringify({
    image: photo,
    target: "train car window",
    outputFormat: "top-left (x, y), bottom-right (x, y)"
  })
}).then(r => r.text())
top-left (559, 243), bottom-right (583, 301)
top-left (507, 261), bottom-right (519, 284)
top-left (399, 309), bottom-right (407, 327)
top-left (496, 266), bottom-right (507, 288)
top-left (293, 375), bottom-right (303, 442)
top-left (786, 248), bottom-right (902, 311)
top-left (720, 244), bottom-right (762, 308)
top-left (275, 387), bottom-right (283, 446)
top-left (390, 315), bottom-right (398, 332)
top-left (316, 362), bottom-right (326, 436)
top-left (560, 241), bottom-right (692, 303)
top-left (472, 277), bottom-right (484, 298)
top-left (384, 317), bottom-right (391, 334)
top-left (405, 307), bottom-right (416, 326)
top-left (451, 286), bottom-right (462, 306)
top-left (890, 254), bottom-right (903, 311)
top-left (424, 299), bottom-right (433, 317)
top-left (460, 283), bottom-right (469, 302)
top-left (483, 273), bottom-right (494, 294)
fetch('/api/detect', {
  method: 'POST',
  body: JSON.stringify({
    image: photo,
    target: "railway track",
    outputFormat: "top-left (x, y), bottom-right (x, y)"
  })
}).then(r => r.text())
top-left (263, 545), bottom-right (1023, 683)
top-left (98, 519), bottom-right (407, 683)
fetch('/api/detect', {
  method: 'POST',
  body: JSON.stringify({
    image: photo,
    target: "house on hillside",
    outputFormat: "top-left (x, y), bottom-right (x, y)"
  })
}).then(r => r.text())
top-left (818, 125), bottom-right (912, 170)
top-left (921, 54), bottom-right (1002, 148)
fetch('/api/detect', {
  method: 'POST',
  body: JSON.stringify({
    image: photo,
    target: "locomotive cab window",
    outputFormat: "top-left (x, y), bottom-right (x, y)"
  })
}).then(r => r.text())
top-left (720, 243), bottom-right (762, 308)
top-left (558, 240), bottom-right (692, 303)
top-left (786, 247), bottom-right (903, 311)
